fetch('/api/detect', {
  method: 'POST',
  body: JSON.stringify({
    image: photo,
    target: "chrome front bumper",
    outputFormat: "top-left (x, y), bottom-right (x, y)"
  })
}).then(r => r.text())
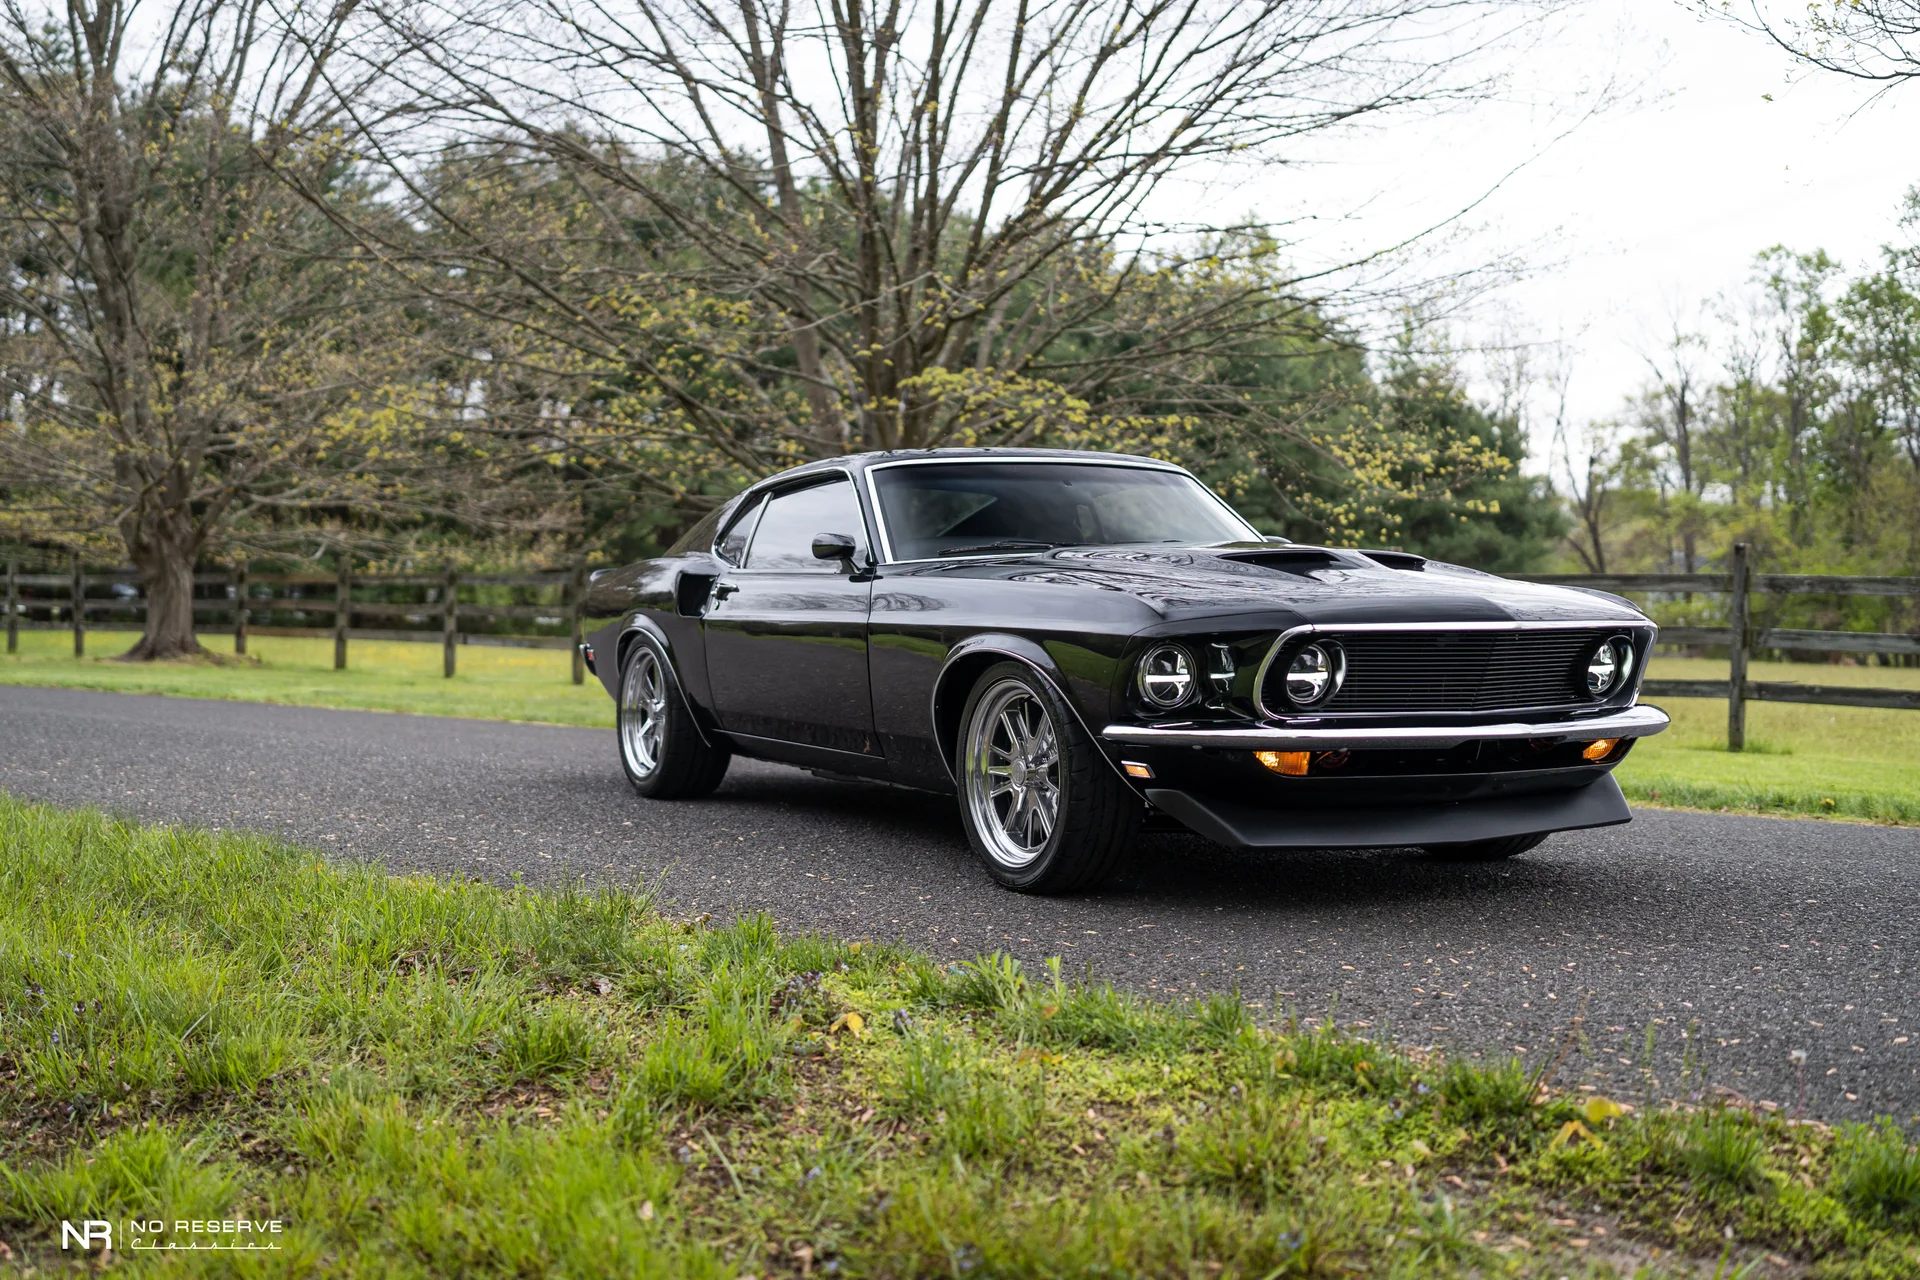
top-left (1100, 703), bottom-right (1670, 752)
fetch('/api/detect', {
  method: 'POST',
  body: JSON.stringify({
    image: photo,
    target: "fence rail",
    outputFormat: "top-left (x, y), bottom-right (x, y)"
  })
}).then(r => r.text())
top-left (3, 556), bottom-right (590, 682)
top-left (8, 548), bottom-right (1918, 727)
top-left (1509, 543), bottom-right (1919, 747)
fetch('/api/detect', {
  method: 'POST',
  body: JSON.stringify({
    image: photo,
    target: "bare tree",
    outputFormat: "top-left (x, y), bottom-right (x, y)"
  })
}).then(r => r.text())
top-left (1632, 319), bottom-right (1713, 571)
top-left (0, 0), bottom-right (464, 658)
top-left (1705, 2), bottom-right (1920, 89)
top-left (352, 0), bottom-right (1555, 528)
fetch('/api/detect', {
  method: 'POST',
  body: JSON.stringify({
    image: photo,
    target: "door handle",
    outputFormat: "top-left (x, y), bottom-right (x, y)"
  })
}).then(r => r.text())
top-left (712, 581), bottom-right (739, 601)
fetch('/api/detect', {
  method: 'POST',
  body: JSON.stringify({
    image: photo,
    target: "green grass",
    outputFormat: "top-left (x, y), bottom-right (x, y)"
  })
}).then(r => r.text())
top-left (6, 629), bottom-right (1917, 824)
top-left (0, 628), bottom-right (612, 726)
top-left (1619, 657), bottom-right (1920, 825)
top-left (6, 797), bottom-right (1920, 1275)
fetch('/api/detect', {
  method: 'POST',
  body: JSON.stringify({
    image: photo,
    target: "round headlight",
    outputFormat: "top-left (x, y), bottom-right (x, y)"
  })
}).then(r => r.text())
top-left (1586, 637), bottom-right (1631, 695)
top-left (1136, 644), bottom-right (1195, 709)
top-left (1285, 642), bottom-right (1344, 706)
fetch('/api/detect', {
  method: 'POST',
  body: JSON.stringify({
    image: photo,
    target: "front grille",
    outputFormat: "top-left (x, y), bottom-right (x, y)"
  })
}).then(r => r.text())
top-left (1262, 628), bottom-right (1621, 715)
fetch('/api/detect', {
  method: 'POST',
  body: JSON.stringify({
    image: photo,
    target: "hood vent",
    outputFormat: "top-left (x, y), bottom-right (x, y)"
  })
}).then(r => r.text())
top-left (1222, 548), bottom-right (1370, 578)
top-left (1360, 550), bottom-right (1427, 572)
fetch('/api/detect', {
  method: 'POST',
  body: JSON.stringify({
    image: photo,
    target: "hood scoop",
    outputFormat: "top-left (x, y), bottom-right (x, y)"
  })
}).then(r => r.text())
top-left (1359, 550), bottom-right (1428, 572)
top-left (1220, 548), bottom-right (1375, 578)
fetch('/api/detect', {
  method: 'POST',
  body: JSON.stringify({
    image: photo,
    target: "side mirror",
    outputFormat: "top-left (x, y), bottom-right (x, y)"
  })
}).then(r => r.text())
top-left (811, 532), bottom-right (858, 562)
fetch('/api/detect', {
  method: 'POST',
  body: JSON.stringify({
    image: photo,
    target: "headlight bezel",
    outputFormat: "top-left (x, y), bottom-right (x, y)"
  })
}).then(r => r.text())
top-left (1282, 640), bottom-right (1346, 708)
top-left (1135, 642), bottom-right (1197, 710)
top-left (1585, 635), bottom-right (1634, 698)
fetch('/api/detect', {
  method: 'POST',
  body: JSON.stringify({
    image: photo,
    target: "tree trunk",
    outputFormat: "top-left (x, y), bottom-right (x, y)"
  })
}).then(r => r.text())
top-left (122, 536), bottom-right (207, 661)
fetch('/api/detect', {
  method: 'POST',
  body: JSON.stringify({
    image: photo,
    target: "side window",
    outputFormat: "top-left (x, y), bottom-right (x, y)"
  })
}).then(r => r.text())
top-left (744, 478), bottom-right (868, 572)
top-left (666, 505), bottom-right (725, 557)
top-left (714, 494), bottom-right (764, 566)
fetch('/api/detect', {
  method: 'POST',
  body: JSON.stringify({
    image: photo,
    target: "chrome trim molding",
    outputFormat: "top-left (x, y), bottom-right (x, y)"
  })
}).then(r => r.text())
top-left (1250, 619), bottom-right (1657, 721)
top-left (1100, 704), bottom-right (1671, 751)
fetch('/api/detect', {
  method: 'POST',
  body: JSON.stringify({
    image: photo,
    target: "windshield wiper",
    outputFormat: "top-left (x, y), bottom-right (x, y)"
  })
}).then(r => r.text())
top-left (939, 539), bottom-right (1061, 556)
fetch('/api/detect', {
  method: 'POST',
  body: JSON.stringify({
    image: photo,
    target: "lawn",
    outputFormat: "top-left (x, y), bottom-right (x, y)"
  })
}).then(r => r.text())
top-left (1621, 657), bottom-right (1920, 825)
top-left (4, 629), bottom-right (1917, 825)
top-left (0, 628), bottom-right (613, 727)
top-left (6, 795), bottom-right (1920, 1277)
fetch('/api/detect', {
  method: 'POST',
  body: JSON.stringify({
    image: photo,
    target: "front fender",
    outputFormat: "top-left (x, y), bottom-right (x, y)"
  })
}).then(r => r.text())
top-left (929, 633), bottom-right (1133, 788)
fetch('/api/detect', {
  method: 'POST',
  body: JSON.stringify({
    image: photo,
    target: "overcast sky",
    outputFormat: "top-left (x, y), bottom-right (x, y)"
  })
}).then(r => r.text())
top-left (1225, 0), bottom-right (1918, 455)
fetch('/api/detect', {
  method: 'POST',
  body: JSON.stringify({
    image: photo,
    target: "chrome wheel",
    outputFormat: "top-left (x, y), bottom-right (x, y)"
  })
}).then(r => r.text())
top-left (620, 646), bottom-right (668, 778)
top-left (963, 678), bottom-right (1063, 869)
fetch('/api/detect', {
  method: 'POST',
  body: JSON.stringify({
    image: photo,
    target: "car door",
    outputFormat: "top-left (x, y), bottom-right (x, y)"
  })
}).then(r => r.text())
top-left (702, 474), bottom-right (880, 768)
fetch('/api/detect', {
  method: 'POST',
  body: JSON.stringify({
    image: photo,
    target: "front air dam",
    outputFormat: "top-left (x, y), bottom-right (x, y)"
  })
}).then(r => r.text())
top-left (1143, 775), bottom-right (1632, 850)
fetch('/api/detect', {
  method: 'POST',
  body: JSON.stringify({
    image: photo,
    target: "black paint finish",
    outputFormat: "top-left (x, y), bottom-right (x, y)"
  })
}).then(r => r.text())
top-left (584, 448), bottom-right (1662, 849)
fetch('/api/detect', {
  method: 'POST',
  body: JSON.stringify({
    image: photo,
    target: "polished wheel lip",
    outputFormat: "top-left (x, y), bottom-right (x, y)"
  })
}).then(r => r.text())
top-left (964, 678), bottom-right (1063, 869)
top-left (1100, 703), bottom-right (1671, 751)
top-left (619, 646), bottom-right (669, 778)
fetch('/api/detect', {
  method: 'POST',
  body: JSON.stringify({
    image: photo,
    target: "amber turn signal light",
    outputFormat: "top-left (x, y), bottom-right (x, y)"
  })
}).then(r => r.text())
top-left (1581, 738), bottom-right (1619, 761)
top-left (1255, 750), bottom-right (1311, 777)
top-left (1122, 760), bottom-right (1155, 779)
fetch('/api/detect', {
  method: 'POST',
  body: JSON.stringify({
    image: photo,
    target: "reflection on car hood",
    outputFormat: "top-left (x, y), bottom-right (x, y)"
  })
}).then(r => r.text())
top-left (908, 543), bottom-right (1646, 626)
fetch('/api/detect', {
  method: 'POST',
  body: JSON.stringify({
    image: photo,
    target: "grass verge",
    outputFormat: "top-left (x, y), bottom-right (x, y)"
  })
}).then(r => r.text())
top-left (5, 797), bottom-right (1920, 1276)
top-left (0, 628), bottom-right (611, 727)
top-left (1620, 658), bottom-right (1920, 825)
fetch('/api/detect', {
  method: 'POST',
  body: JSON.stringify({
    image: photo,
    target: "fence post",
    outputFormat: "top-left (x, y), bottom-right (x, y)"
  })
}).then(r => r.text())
top-left (570, 554), bottom-right (587, 686)
top-left (5, 558), bottom-right (16, 655)
top-left (334, 554), bottom-right (350, 670)
top-left (443, 565), bottom-right (459, 678)
top-left (70, 554), bottom-right (84, 658)
top-left (1728, 541), bottom-right (1751, 752)
top-left (233, 562), bottom-right (249, 656)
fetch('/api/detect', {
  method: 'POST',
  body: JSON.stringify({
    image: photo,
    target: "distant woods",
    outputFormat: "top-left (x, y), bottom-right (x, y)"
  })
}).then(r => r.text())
top-left (7, 0), bottom-right (1915, 663)
top-left (1551, 200), bottom-right (1920, 586)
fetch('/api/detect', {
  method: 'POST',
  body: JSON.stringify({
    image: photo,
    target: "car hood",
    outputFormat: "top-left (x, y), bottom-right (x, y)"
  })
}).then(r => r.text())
top-left (909, 543), bottom-right (1647, 628)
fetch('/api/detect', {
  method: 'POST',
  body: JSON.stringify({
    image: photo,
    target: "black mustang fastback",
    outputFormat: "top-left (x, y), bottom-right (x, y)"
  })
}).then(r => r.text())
top-left (582, 448), bottom-right (1669, 893)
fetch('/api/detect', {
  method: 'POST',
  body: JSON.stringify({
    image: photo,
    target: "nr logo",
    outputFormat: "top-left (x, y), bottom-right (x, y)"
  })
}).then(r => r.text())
top-left (61, 1219), bottom-right (112, 1251)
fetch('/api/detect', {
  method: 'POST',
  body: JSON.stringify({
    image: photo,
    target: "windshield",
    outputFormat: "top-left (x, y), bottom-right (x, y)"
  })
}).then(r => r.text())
top-left (870, 462), bottom-right (1258, 561)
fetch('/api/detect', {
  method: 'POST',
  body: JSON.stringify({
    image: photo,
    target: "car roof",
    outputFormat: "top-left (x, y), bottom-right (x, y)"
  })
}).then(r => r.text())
top-left (747, 446), bottom-right (1185, 492)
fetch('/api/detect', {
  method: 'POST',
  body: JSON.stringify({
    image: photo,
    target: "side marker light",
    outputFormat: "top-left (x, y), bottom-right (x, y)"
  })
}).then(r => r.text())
top-left (1122, 761), bottom-right (1155, 779)
top-left (1581, 738), bottom-right (1619, 761)
top-left (1255, 750), bottom-right (1311, 777)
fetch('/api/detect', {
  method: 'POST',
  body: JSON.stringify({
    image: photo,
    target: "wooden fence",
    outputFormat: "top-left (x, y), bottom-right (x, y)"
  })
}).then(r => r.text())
top-left (6, 546), bottom-right (1918, 733)
top-left (1510, 543), bottom-right (1920, 748)
top-left (2, 556), bottom-right (591, 684)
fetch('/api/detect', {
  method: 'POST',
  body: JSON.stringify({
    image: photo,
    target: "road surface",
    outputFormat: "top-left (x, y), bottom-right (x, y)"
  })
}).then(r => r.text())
top-left (3, 685), bottom-right (1914, 1121)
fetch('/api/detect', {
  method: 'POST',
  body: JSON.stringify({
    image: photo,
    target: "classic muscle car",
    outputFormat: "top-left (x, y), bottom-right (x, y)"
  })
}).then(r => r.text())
top-left (581, 448), bottom-right (1669, 893)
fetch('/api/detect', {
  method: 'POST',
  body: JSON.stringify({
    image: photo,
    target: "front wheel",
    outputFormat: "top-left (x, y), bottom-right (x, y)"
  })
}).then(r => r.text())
top-left (619, 637), bottom-right (730, 799)
top-left (1424, 832), bottom-right (1549, 862)
top-left (956, 662), bottom-right (1139, 893)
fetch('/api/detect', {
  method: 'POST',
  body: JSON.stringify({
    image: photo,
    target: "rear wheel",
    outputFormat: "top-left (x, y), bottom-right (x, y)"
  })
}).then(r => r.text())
top-left (957, 662), bottom-right (1139, 893)
top-left (1424, 832), bottom-right (1548, 862)
top-left (619, 637), bottom-right (731, 798)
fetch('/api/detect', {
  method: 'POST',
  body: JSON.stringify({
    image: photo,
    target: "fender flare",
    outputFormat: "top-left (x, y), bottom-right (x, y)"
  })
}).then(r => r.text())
top-left (613, 617), bottom-right (723, 752)
top-left (929, 633), bottom-right (1136, 790)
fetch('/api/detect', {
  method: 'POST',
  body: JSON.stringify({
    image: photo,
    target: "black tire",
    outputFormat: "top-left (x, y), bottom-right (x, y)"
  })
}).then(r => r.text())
top-left (617, 635), bottom-right (731, 799)
top-left (1424, 832), bottom-right (1549, 862)
top-left (955, 661), bottom-right (1140, 893)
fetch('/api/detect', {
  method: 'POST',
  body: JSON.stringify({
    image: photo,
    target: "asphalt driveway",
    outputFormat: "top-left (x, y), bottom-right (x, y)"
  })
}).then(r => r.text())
top-left (3, 684), bottom-right (1915, 1122)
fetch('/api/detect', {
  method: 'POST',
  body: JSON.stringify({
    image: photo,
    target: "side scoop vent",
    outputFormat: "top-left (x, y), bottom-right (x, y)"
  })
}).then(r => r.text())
top-left (1221, 549), bottom-right (1364, 578)
top-left (1359, 550), bottom-right (1427, 572)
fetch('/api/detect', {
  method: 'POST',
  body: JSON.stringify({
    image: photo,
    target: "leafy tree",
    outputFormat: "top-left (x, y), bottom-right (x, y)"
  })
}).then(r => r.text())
top-left (0, 0), bottom-right (505, 659)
